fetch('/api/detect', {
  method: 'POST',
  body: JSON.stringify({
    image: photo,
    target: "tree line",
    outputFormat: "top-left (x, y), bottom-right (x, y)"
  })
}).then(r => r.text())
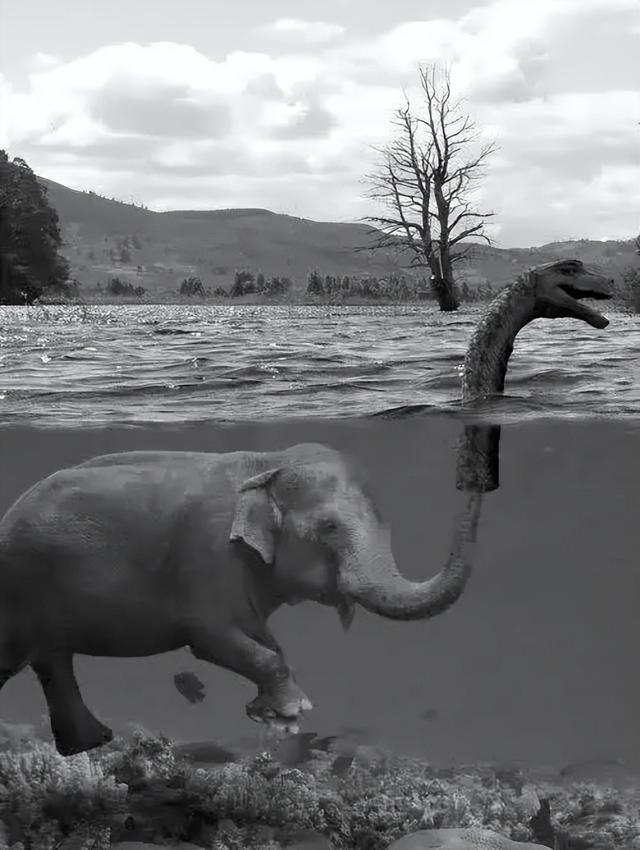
top-left (0, 151), bottom-right (73, 304)
top-left (174, 268), bottom-right (497, 302)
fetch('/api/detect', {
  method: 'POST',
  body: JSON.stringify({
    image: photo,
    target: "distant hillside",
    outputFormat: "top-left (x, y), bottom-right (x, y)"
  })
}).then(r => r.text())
top-left (38, 176), bottom-right (639, 297)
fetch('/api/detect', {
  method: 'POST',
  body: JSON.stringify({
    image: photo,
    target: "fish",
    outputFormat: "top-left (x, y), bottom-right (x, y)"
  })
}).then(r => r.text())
top-left (559, 757), bottom-right (626, 778)
top-left (330, 754), bottom-right (355, 777)
top-left (172, 740), bottom-right (237, 764)
top-left (173, 671), bottom-right (206, 704)
top-left (275, 732), bottom-right (319, 766)
top-left (285, 829), bottom-right (334, 850)
top-left (311, 734), bottom-right (340, 752)
top-left (420, 708), bottom-right (440, 722)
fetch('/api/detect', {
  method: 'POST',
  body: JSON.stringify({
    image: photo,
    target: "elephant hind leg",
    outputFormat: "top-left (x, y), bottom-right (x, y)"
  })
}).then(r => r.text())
top-left (0, 635), bottom-right (30, 691)
top-left (31, 651), bottom-right (113, 757)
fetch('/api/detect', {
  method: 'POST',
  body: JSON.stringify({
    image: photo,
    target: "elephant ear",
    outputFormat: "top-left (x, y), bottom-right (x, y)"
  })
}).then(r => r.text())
top-left (229, 468), bottom-right (282, 565)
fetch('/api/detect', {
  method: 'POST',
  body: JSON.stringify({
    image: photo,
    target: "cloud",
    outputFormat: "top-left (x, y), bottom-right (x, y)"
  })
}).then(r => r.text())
top-left (2, 0), bottom-right (639, 245)
top-left (267, 18), bottom-right (345, 44)
top-left (268, 102), bottom-right (336, 139)
top-left (32, 52), bottom-right (60, 70)
top-left (91, 79), bottom-right (232, 139)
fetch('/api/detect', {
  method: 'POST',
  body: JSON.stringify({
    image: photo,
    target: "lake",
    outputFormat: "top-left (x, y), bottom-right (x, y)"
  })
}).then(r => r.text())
top-left (0, 303), bottom-right (638, 770)
top-left (1, 303), bottom-right (638, 426)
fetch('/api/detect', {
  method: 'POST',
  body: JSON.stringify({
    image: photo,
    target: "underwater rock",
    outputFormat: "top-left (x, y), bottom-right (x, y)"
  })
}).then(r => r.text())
top-left (386, 828), bottom-right (548, 849)
top-left (112, 843), bottom-right (205, 850)
top-left (284, 828), bottom-right (335, 849)
top-left (558, 758), bottom-right (640, 790)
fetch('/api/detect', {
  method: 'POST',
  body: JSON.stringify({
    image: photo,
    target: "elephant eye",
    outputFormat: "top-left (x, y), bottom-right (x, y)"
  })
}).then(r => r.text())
top-left (317, 517), bottom-right (339, 535)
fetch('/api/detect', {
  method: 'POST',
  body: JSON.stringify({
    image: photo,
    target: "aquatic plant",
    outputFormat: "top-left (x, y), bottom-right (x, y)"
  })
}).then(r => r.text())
top-left (0, 731), bottom-right (639, 849)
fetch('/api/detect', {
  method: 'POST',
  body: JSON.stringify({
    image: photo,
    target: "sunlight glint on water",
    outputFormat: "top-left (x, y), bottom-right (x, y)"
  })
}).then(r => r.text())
top-left (0, 303), bottom-right (638, 427)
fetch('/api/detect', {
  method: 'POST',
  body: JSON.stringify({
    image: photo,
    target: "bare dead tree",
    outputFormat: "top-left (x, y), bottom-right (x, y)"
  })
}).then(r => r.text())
top-left (361, 64), bottom-right (498, 311)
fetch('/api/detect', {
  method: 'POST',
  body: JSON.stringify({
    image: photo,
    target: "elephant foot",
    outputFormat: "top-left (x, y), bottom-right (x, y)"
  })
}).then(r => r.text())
top-left (52, 712), bottom-right (113, 757)
top-left (246, 680), bottom-right (313, 734)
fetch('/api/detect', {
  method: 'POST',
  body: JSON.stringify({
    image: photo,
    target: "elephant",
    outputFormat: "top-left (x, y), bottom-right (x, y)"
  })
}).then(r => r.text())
top-left (0, 442), bottom-right (481, 756)
top-left (0, 259), bottom-right (611, 757)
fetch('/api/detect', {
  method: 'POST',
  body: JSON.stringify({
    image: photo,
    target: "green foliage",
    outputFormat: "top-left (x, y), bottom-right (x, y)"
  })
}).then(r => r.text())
top-left (231, 269), bottom-right (255, 297)
top-left (0, 151), bottom-right (71, 304)
top-left (263, 276), bottom-right (292, 297)
top-left (179, 276), bottom-right (206, 297)
top-left (617, 266), bottom-right (640, 313)
top-left (304, 270), bottom-right (434, 301)
top-left (105, 277), bottom-right (145, 297)
top-left (306, 269), bottom-right (324, 295)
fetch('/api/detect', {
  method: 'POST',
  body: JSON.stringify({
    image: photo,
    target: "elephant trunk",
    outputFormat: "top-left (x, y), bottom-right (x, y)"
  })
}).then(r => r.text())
top-left (340, 492), bottom-right (483, 621)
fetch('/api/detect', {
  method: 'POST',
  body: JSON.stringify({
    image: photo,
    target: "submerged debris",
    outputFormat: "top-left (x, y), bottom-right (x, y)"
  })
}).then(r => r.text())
top-left (173, 671), bottom-right (207, 704)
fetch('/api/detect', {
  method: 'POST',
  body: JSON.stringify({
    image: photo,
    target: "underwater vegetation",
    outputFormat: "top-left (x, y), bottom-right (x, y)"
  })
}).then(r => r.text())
top-left (0, 729), bottom-right (638, 850)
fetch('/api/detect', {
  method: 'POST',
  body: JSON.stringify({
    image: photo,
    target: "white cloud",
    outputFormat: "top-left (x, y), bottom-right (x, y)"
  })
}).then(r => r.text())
top-left (268, 18), bottom-right (345, 43)
top-left (2, 0), bottom-right (639, 245)
top-left (32, 52), bottom-right (60, 70)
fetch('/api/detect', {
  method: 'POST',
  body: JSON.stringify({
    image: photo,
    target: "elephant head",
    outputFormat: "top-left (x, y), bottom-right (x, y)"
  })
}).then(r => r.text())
top-left (229, 443), bottom-right (481, 624)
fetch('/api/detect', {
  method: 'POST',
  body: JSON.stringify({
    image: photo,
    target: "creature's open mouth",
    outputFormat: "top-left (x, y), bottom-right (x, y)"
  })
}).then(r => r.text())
top-left (558, 283), bottom-right (612, 329)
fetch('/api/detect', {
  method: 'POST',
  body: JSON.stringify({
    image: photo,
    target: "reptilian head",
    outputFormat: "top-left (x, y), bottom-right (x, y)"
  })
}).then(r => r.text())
top-left (532, 258), bottom-right (613, 329)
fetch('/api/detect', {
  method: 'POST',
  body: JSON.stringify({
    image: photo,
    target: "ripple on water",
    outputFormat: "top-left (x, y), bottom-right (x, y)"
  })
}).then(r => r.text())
top-left (0, 303), bottom-right (638, 428)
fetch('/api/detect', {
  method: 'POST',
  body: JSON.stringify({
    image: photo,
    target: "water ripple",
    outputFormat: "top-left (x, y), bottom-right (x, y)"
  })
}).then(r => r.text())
top-left (0, 303), bottom-right (638, 428)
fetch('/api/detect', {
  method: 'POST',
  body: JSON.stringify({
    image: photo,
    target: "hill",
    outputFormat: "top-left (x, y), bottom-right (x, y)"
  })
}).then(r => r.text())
top-left (38, 177), bottom-right (639, 298)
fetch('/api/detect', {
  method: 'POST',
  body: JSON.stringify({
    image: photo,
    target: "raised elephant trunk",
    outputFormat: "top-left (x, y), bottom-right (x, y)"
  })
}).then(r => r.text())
top-left (340, 492), bottom-right (482, 621)
top-left (355, 259), bottom-right (612, 621)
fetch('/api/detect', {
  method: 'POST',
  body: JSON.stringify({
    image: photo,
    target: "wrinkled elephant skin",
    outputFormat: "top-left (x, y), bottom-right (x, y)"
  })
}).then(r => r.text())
top-left (0, 442), bottom-right (471, 756)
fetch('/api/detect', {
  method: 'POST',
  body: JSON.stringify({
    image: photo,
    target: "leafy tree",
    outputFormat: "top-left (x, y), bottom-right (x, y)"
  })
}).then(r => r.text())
top-left (179, 276), bottom-right (205, 296)
top-left (0, 151), bottom-right (71, 304)
top-left (362, 64), bottom-right (497, 311)
top-left (230, 268), bottom-right (255, 297)
top-left (264, 275), bottom-right (292, 296)
top-left (106, 276), bottom-right (145, 297)
top-left (306, 269), bottom-right (324, 295)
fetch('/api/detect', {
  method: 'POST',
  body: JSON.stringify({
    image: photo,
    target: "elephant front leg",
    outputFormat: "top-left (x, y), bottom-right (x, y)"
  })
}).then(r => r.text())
top-left (190, 628), bottom-right (312, 733)
top-left (31, 651), bottom-right (113, 756)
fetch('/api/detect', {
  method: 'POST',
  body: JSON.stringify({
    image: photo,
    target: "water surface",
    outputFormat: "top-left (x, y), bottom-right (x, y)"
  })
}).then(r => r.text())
top-left (0, 303), bottom-right (638, 771)
top-left (1, 303), bottom-right (638, 427)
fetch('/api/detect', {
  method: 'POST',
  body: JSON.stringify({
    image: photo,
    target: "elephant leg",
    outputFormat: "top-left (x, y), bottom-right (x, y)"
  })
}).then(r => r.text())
top-left (189, 627), bottom-right (312, 732)
top-left (30, 651), bottom-right (113, 756)
top-left (0, 631), bottom-right (30, 693)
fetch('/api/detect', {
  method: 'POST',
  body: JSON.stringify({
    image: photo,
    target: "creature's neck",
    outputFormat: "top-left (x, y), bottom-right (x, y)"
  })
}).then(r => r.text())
top-left (461, 276), bottom-right (537, 401)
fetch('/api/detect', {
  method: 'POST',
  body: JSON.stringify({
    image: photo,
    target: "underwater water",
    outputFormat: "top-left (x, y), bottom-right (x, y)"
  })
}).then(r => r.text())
top-left (0, 415), bottom-right (638, 770)
top-left (0, 303), bottom-right (639, 848)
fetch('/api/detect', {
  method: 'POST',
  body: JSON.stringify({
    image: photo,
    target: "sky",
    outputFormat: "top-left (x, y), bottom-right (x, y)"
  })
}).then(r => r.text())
top-left (1, 0), bottom-right (639, 247)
